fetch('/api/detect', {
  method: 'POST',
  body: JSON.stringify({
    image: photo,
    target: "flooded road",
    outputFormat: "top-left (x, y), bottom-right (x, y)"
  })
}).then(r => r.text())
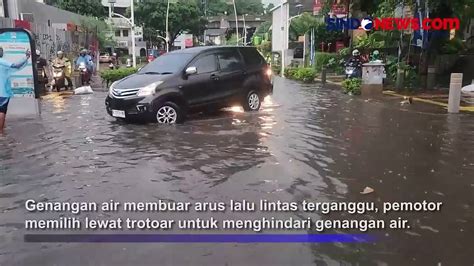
top-left (1, 77), bottom-right (473, 265)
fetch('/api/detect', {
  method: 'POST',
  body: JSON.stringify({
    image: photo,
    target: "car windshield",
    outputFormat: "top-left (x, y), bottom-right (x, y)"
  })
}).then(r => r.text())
top-left (139, 53), bottom-right (193, 74)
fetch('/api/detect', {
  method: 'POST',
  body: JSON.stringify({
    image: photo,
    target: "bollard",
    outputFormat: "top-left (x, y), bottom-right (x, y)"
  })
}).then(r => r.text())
top-left (448, 73), bottom-right (463, 113)
top-left (321, 67), bottom-right (327, 84)
top-left (427, 66), bottom-right (436, 89)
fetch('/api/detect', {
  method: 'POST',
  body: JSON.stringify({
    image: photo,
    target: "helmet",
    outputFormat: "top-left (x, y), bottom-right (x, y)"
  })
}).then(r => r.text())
top-left (80, 49), bottom-right (87, 54)
top-left (112, 53), bottom-right (117, 57)
top-left (57, 51), bottom-right (63, 55)
top-left (373, 50), bottom-right (380, 55)
top-left (36, 49), bottom-right (40, 56)
top-left (352, 49), bottom-right (360, 56)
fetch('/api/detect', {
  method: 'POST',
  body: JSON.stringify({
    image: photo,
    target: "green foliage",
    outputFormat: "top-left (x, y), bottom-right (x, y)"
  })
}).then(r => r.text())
top-left (101, 68), bottom-right (138, 86)
top-left (53, 0), bottom-right (106, 18)
top-left (290, 13), bottom-right (319, 39)
top-left (271, 65), bottom-right (281, 75)
top-left (205, 0), bottom-right (264, 15)
top-left (385, 57), bottom-right (419, 90)
top-left (338, 47), bottom-right (351, 56)
top-left (341, 78), bottom-right (362, 95)
top-left (439, 38), bottom-right (466, 54)
top-left (255, 21), bottom-right (271, 36)
top-left (284, 67), bottom-right (298, 79)
top-left (256, 41), bottom-right (271, 61)
top-left (135, 0), bottom-right (206, 46)
top-left (226, 34), bottom-right (239, 45)
top-left (314, 52), bottom-right (341, 71)
top-left (354, 32), bottom-right (386, 49)
top-left (285, 67), bottom-right (316, 83)
top-left (79, 17), bottom-right (114, 49)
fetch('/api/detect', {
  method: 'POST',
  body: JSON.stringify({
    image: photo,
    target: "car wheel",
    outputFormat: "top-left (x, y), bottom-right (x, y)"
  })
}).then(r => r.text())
top-left (243, 90), bottom-right (261, 112)
top-left (154, 101), bottom-right (184, 124)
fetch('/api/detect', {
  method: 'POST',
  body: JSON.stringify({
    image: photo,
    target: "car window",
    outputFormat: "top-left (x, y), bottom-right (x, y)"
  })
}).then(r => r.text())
top-left (139, 53), bottom-right (194, 74)
top-left (193, 54), bottom-right (217, 74)
top-left (239, 48), bottom-right (264, 66)
top-left (217, 52), bottom-right (243, 72)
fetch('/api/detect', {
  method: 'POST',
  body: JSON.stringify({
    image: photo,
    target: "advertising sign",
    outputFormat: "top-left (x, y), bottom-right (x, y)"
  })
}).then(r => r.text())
top-left (0, 29), bottom-right (39, 117)
top-left (313, 0), bottom-right (322, 15)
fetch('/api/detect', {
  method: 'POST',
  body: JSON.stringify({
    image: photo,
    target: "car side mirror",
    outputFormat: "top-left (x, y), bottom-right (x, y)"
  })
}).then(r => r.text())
top-left (185, 66), bottom-right (197, 76)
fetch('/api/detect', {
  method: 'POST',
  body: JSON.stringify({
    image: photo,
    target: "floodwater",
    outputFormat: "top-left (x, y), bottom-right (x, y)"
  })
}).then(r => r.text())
top-left (0, 77), bottom-right (473, 265)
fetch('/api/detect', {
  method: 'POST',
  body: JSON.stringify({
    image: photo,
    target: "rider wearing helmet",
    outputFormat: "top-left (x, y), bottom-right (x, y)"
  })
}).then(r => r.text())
top-left (35, 50), bottom-right (48, 94)
top-left (75, 49), bottom-right (94, 84)
top-left (53, 51), bottom-right (73, 89)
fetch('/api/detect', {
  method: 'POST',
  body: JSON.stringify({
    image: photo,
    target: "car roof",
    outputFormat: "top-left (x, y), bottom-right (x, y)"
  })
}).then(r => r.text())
top-left (169, 46), bottom-right (257, 55)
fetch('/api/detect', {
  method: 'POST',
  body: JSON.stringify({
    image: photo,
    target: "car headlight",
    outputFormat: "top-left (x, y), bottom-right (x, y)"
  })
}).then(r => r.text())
top-left (108, 81), bottom-right (118, 95)
top-left (136, 81), bottom-right (163, 97)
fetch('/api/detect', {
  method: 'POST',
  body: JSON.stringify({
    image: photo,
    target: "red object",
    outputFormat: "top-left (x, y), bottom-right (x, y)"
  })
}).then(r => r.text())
top-left (67, 23), bottom-right (76, 31)
top-left (184, 39), bottom-right (193, 47)
top-left (336, 41), bottom-right (344, 52)
top-left (147, 54), bottom-right (155, 62)
top-left (313, 0), bottom-right (322, 15)
top-left (14, 20), bottom-right (31, 31)
top-left (331, 4), bottom-right (347, 15)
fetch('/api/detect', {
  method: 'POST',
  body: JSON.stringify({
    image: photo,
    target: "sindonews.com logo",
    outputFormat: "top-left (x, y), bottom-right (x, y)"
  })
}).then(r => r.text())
top-left (326, 17), bottom-right (460, 31)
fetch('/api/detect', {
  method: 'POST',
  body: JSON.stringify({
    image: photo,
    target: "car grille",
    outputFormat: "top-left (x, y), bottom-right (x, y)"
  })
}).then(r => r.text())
top-left (111, 87), bottom-right (139, 98)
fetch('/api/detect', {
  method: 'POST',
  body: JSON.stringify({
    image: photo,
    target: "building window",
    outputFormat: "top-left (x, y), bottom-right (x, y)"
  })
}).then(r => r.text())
top-left (115, 30), bottom-right (121, 37)
top-left (122, 30), bottom-right (129, 37)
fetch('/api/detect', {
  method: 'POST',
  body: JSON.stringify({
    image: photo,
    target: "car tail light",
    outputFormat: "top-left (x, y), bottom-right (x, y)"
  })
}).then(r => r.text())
top-left (265, 68), bottom-right (272, 78)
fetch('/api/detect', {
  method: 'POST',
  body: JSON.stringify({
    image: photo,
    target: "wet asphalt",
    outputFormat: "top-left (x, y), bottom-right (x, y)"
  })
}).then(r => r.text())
top-left (0, 77), bottom-right (473, 265)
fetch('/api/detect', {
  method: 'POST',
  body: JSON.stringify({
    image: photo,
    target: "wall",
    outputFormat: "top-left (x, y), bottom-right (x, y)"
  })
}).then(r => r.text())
top-left (15, 0), bottom-right (85, 24)
top-left (0, 17), bottom-right (97, 61)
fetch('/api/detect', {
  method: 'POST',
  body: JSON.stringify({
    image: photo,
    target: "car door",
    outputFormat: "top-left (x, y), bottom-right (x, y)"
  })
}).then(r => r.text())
top-left (180, 53), bottom-right (219, 107)
top-left (215, 50), bottom-right (246, 103)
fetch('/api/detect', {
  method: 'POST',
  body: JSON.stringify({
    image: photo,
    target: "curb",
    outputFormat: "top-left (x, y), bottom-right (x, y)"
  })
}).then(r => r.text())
top-left (383, 90), bottom-right (474, 112)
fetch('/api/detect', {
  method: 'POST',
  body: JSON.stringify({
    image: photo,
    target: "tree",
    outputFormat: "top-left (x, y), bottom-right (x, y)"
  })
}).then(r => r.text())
top-left (80, 17), bottom-right (115, 49)
top-left (52, 0), bottom-right (106, 18)
top-left (265, 3), bottom-right (275, 14)
top-left (205, 0), bottom-right (264, 16)
top-left (135, 0), bottom-right (207, 48)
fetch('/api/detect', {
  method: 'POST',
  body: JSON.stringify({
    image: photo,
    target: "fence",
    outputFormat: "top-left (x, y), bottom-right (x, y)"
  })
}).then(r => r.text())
top-left (0, 17), bottom-right (97, 61)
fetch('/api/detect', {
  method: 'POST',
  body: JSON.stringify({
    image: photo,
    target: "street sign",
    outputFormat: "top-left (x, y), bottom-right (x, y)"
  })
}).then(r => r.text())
top-left (331, 4), bottom-right (347, 15)
top-left (313, 0), bottom-right (322, 15)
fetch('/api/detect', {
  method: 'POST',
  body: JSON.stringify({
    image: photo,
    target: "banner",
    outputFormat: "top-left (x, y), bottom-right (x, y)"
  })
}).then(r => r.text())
top-left (0, 29), bottom-right (39, 116)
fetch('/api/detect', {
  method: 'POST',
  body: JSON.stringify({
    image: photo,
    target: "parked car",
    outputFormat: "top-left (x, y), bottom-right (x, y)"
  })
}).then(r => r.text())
top-left (99, 52), bottom-right (112, 63)
top-left (105, 46), bottom-right (273, 124)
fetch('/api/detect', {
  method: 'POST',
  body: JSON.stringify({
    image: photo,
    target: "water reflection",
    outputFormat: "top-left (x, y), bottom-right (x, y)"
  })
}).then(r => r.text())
top-left (0, 78), bottom-right (473, 265)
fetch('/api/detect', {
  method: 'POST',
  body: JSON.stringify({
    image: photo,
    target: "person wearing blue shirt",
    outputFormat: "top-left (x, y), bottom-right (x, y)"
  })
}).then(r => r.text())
top-left (0, 47), bottom-right (30, 134)
top-left (75, 49), bottom-right (93, 72)
top-left (75, 49), bottom-right (93, 85)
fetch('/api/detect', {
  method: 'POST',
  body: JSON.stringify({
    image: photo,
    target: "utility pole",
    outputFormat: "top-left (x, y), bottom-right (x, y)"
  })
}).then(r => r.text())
top-left (232, 0), bottom-right (239, 45)
top-left (131, 0), bottom-right (136, 68)
top-left (166, 0), bottom-right (170, 52)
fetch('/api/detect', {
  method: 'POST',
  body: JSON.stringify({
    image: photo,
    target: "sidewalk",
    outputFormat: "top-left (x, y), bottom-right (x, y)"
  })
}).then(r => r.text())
top-left (321, 76), bottom-right (474, 113)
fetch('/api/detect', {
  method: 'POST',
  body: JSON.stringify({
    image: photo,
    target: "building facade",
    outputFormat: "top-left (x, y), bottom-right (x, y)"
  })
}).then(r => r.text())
top-left (101, 0), bottom-right (146, 57)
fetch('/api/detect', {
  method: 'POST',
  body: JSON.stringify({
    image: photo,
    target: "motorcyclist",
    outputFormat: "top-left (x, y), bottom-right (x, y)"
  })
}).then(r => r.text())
top-left (347, 49), bottom-right (362, 65)
top-left (110, 52), bottom-right (118, 69)
top-left (52, 51), bottom-right (73, 90)
top-left (35, 50), bottom-right (48, 94)
top-left (75, 49), bottom-right (93, 84)
top-left (345, 49), bottom-right (363, 78)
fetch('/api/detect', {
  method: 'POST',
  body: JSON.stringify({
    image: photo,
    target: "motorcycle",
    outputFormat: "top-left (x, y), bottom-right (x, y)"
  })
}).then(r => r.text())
top-left (52, 63), bottom-right (66, 92)
top-left (345, 60), bottom-right (362, 79)
top-left (78, 62), bottom-right (90, 86)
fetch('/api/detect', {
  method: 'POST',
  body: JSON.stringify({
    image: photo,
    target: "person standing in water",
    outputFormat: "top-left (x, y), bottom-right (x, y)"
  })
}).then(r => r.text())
top-left (0, 47), bottom-right (31, 135)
